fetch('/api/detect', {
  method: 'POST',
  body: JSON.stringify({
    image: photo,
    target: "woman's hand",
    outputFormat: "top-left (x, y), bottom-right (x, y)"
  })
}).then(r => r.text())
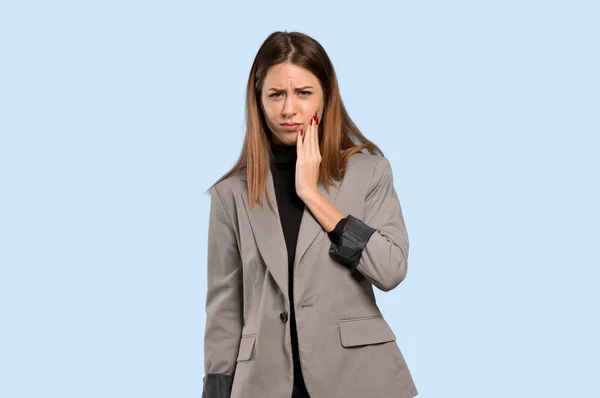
top-left (295, 112), bottom-right (321, 199)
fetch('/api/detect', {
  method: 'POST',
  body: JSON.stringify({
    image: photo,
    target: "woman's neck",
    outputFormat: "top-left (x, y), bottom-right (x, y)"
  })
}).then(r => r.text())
top-left (269, 139), bottom-right (297, 167)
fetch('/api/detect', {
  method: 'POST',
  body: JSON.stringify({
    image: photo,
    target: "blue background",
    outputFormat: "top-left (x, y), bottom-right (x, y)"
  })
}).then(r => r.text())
top-left (1, 1), bottom-right (598, 397)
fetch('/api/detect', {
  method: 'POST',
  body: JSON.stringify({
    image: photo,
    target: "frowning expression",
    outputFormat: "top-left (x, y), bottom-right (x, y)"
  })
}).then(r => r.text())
top-left (260, 62), bottom-right (324, 146)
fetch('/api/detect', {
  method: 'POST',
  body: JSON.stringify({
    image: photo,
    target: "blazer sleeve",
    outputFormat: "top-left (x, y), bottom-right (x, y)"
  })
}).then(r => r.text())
top-left (327, 217), bottom-right (348, 245)
top-left (202, 186), bottom-right (243, 398)
top-left (329, 157), bottom-right (409, 292)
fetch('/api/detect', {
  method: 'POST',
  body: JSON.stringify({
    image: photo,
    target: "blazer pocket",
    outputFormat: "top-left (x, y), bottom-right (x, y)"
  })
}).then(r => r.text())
top-left (338, 316), bottom-right (396, 348)
top-left (236, 334), bottom-right (256, 361)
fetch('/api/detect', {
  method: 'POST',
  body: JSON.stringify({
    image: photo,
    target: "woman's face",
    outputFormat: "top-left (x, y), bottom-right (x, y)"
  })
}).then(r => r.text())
top-left (260, 62), bottom-right (324, 146)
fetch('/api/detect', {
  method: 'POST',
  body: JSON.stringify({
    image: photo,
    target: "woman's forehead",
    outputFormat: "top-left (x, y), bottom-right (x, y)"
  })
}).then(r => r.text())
top-left (264, 63), bottom-right (319, 87)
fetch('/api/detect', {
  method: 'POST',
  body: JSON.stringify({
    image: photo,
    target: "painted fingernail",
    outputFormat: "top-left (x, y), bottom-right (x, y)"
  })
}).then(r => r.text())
top-left (300, 129), bottom-right (303, 136)
top-left (315, 114), bottom-right (319, 124)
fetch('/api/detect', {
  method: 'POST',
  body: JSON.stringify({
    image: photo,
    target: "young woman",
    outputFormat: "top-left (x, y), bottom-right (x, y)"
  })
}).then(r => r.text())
top-left (202, 31), bottom-right (418, 398)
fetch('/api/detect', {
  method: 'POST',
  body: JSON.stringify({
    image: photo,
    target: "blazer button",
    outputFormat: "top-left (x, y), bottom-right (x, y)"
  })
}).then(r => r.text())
top-left (279, 311), bottom-right (288, 323)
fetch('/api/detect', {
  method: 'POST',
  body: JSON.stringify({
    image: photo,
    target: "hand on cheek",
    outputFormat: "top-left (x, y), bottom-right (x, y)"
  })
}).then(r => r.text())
top-left (295, 112), bottom-right (322, 198)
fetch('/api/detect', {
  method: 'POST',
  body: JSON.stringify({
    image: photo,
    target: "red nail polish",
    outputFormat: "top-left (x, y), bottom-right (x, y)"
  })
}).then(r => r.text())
top-left (315, 114), bottom-right (319, 124)
top-left (300, 129), bottom-right (303, 136)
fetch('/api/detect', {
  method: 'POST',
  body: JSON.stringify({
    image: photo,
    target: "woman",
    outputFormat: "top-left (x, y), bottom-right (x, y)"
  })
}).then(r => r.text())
top-left (202, 31), bottom-right (418, 398)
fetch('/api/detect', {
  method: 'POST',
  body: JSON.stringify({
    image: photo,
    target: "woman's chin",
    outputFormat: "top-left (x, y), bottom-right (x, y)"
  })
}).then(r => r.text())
top-left (275, 132), bottom-right (298, 145)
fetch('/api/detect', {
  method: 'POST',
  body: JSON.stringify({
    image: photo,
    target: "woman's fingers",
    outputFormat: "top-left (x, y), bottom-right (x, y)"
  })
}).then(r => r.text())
top-left (306, 115), bottom-right (317, 161)
top-left (312, 113), bottom-right (319, 158)
top-left (297, 112), bottom-right (320, 161)
top-left (309, 112), bottom-right (318, 160)
top-left (296, 125), bottom-right (303, 155)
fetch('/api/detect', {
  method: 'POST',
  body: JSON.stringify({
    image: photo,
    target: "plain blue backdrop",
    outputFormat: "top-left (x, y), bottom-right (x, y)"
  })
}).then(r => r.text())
top-left (1, 1), bottom-right (598, 397)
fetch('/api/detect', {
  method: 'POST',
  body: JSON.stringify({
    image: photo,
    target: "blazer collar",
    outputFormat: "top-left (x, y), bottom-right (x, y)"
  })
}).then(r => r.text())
top-left (240, 169), bottom-right (342, 301)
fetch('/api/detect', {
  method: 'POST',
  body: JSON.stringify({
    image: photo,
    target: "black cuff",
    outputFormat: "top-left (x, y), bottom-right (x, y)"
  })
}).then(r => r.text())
top-left (327, 217), bottom-right (348, 245)
top-left (202, 373), bottom-right (233, 398)
top-left (328, 214), bottom-right (377, 270)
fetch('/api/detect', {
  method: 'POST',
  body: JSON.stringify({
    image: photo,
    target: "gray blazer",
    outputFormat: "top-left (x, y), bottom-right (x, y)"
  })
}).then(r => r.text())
top-left (203, 152), bottom-right (418, 398)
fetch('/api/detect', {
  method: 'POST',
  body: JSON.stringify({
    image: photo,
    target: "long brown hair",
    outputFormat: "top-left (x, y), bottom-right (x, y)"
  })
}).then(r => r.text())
top-left (207, 31), bottom-right (384, 213)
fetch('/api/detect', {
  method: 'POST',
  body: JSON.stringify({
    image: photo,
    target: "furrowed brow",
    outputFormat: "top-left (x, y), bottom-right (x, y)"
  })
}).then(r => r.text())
top-left (268, 86), bottom-right (314, 92)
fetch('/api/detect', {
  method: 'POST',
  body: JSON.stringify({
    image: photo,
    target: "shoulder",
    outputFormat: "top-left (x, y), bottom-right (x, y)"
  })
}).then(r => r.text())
top-left (346, 152), bottom-right (393, 181)
top-left (210, 170), bottom-right (246, 206)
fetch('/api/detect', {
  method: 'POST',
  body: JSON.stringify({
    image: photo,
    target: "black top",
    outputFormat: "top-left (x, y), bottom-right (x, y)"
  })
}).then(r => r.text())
top-left (269, 140), bottom-right (347, 398)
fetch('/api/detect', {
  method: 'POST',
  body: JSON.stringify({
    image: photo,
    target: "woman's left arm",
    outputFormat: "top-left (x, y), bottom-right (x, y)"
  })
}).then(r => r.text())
top-left (301, 157), bottom-right (409, 292)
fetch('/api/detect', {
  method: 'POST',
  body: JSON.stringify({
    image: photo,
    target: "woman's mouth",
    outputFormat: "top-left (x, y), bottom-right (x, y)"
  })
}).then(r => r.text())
top-left (280, 123), bottom-right (302, 132)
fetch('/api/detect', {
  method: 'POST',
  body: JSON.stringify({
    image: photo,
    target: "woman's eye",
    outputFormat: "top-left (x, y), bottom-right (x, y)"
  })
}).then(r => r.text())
top-left (268, 91), bottom-right (312, 99)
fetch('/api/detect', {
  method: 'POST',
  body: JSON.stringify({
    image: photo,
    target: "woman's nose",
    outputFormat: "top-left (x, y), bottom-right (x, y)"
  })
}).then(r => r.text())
top-left (282, 97), bottom-right (297, 117)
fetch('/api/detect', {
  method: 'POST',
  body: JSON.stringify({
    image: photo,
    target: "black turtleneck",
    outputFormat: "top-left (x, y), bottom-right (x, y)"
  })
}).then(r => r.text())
top-left (269, 140), bottom-right (347, 398)
top-left (269, 141), bottom-right (306, 272)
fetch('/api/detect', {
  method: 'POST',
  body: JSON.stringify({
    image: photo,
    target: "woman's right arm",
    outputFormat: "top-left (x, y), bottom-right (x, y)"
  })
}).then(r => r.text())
top-left (202, 186), bottom-right (243, 398)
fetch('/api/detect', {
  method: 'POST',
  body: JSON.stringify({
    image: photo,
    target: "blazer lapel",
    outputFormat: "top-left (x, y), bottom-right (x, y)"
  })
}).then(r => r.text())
top-left (240, 168), bottom-right (343, 300)
top-left (240, 170), bottom-right (288, 300)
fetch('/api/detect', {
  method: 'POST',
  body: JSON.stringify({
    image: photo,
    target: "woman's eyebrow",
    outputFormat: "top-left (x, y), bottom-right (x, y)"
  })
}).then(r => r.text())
top-left (268, 86), bottom-right (314, 91)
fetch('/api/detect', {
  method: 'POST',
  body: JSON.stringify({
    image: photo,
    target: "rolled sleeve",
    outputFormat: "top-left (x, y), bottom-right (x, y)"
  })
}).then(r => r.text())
top-left (202, 373), bottom-right (234, 398)
top-left (327, 217), bottom-right (348, 246)
top-left (328, 215), bottom-right (377, 270)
